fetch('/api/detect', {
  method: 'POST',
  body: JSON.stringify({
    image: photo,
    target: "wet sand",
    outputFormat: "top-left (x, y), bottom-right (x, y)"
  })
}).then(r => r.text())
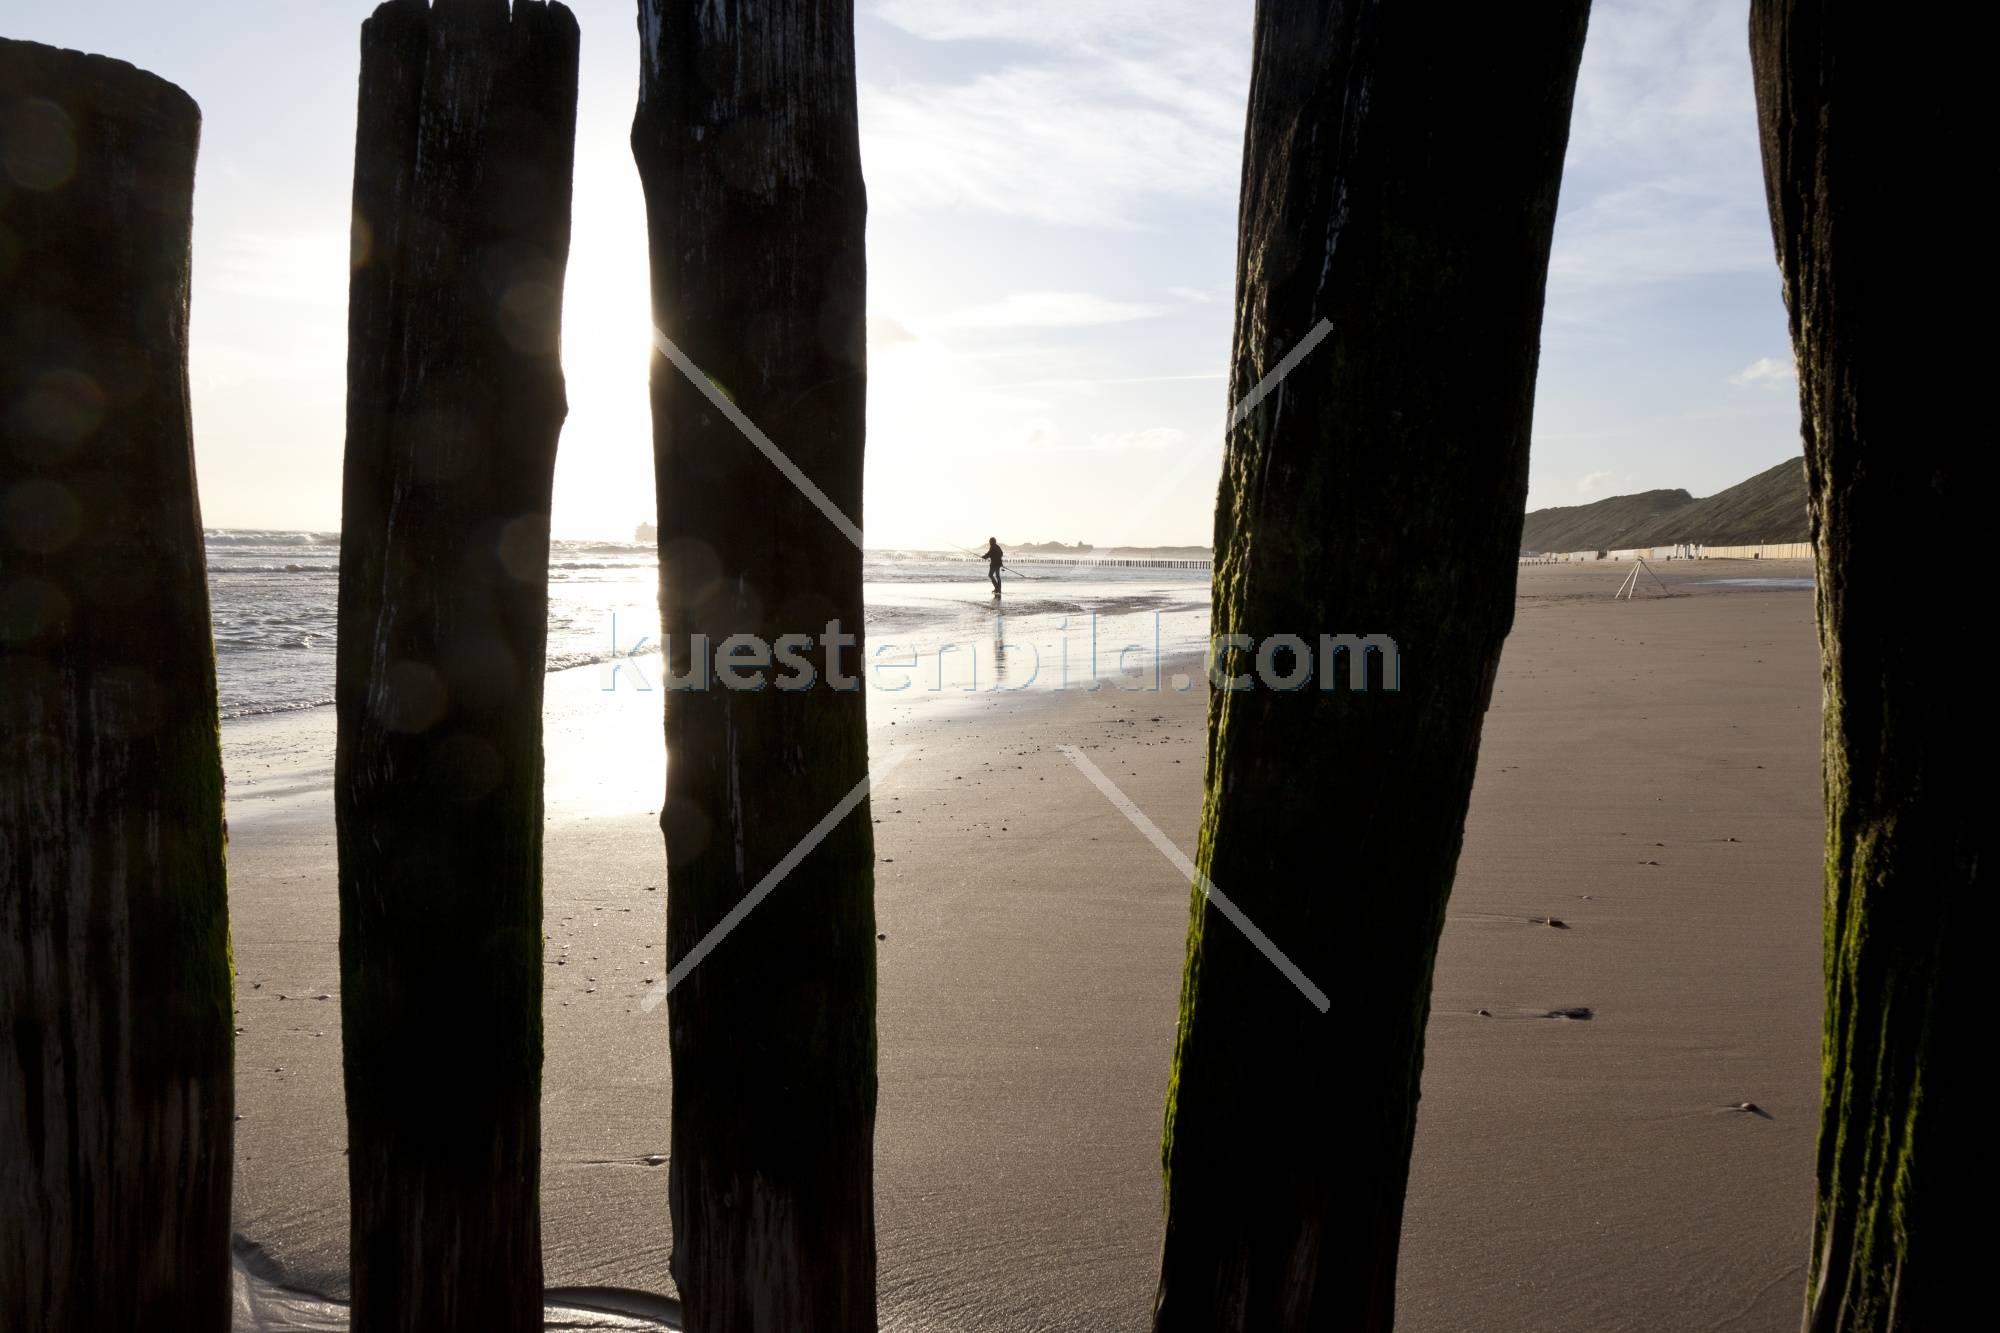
top-left (224, 558), bottom-right (1823, 1331)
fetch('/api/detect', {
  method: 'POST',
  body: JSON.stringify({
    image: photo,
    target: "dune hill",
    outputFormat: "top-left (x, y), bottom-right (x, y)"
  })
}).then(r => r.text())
top-left (1519, 488), bottom-right (1693, 553)
top-left (1522, 457), bottom-right (1807, 552)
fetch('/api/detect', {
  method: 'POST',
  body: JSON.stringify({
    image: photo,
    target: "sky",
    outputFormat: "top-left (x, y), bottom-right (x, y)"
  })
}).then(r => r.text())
top-left (2, 0), bottom-right (1801, 546)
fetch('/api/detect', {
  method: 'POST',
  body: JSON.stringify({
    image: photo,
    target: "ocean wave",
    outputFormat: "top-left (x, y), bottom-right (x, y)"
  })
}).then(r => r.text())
top-left (545, 641), bottom-right (663, 672)
top-left (221, 696), bottom-right (335, 720)
top-left (205, 545), bottom-right (1207, 721)
top-left (208, 562), bottom-right (339, 575)
top-left (220, 641), bottom-right (667, 720)
top-left (552, 541), bottom-right (652, 556)
top-left (204, 530), bottom-right (339, 546)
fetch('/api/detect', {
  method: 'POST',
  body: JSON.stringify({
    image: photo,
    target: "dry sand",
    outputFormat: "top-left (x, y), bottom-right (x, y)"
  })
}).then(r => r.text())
top-left (223, 557), bottom-right (1823, 1331)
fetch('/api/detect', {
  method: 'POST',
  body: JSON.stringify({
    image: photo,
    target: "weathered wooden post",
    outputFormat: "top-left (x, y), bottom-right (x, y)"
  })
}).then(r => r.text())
top-left (336, 2), bottom-right (577, 1328)
top-left (1749, 5), bottom-right (1981, 1329)
top-left (631, 1), bottom-right (879, 1325)
top-left (1151, 4), bottom-right (1591, 1329)
top-left (0, 39), bottom-right (232, 1332)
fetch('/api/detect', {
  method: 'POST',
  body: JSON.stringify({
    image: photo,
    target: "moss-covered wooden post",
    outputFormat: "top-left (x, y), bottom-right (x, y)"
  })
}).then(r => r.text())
top-left (1749, 5), bottom-right (1980, 1328)
top-left (1152, 5), bottom-right (1591, 1329)
top-left (631, 1), bottom-right (878, 1325)
top-left (335, 3), bottom-right (576, 1328)
top-left (0, 39), bottom-right (232, 1332)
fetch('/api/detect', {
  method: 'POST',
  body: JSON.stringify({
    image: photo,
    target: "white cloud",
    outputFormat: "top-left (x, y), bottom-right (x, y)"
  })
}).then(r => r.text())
top-left (1729, 355), bottom-right (1796, 388)
top-left (1548, 178), bottom-right (1773, 294)
top-left (1010, 424), bottom-right (1186, 454)
top-left (867, 316), bottom-right (918, 349)
top-left (937, 290), bottom-right (1166, 331)
top-left (191, 341), bottom-right (329, 392)
top-left (1023, 417), bottom-right (1064, 450)
top-left (871, 1), bottom-right (1243, 57)
top-left (861, 70), bottom-right (1240, 228)
top-left (192, 231), bottom-right (348, 392)
top-left (213, 230), bottom-right (350, 308)
top-left (1087, 426), bottom-right (1184, 451)
top-left (1549, 0), bottom-right (1773, 299)
top-left (860, 2), bottom-right (1249, 227)
top-left (1577, 470), bottom-right (1617, 495)
top-left (865, 0), bottom-right (1772, 278)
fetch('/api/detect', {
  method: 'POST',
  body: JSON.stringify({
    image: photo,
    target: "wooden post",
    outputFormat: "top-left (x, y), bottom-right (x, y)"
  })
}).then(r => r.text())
top-left (335, 3), bottom-right (577, 1328)
top-left (0, 39), bottom-right (232, 1331)
top-left (1151, 4), bottom-right (1591, 1329)
top-left (631, 2), bottom-right (879, 1325)
top-left (1750, 4), bottom-right (1980, 1328)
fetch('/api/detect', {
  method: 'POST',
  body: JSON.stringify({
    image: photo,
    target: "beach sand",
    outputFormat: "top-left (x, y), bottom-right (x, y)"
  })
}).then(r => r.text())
top-left (223, 558), bottom-right (1823, 1331)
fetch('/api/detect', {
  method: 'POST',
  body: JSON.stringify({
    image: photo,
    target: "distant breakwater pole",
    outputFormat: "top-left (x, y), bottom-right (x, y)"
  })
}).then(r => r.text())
top-left (1149, 3), bottom-right (1592, 1327)
top-left (0, 40), bottom-right (234, 1330)
top-left (333, 3), bottom-right (577, 1330)
top-left (633, 0), bottom-right (880, 1325)
top-left (1751, 2), bottom-right (1980, 1325)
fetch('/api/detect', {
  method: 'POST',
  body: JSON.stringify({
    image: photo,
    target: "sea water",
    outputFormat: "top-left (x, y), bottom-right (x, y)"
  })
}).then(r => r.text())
top-left (205, 531), bottom-right (1215, 720)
